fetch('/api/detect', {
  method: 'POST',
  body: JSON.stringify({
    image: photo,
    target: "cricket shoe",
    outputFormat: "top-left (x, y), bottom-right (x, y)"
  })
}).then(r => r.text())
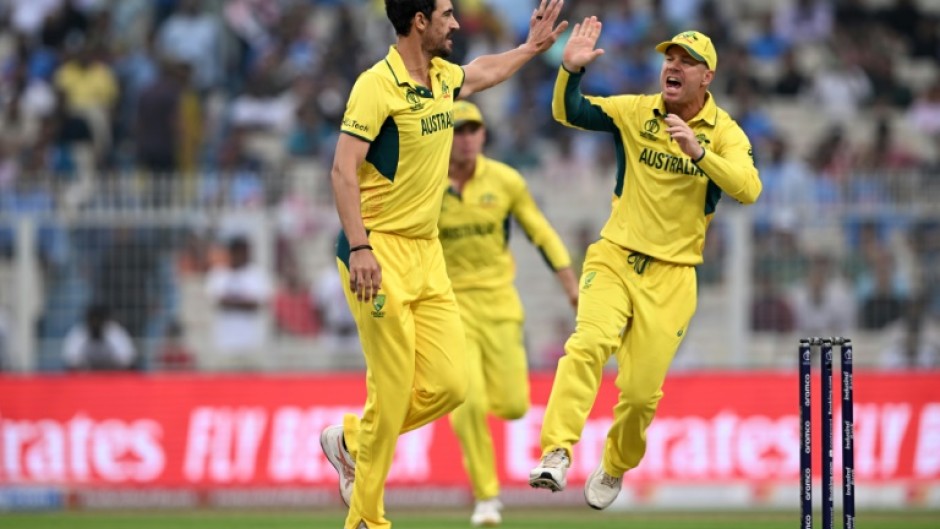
top-left (471, 497), bottom-right (503, 527)
top-left (528, 448), bottom-right (570, 491)
top-left (320, 425), bottom-right (355, 506)
top-left (584, 463), bottom-right (622, 510)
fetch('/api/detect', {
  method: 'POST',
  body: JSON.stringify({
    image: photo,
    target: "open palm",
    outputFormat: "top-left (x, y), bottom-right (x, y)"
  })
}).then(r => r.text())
top-left (563, 16), bottom-right (605, 71)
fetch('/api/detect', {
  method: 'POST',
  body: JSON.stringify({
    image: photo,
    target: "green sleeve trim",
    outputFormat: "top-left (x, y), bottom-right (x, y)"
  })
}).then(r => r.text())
top-left (562, 71), bottom-right (618, 133)
top-left (704, 180), bottom-right (722, 216)
top-left (613, 134), bottom-right (626, 198)
top-left (365, 117), bottom-right (399, 180)
top-left (341, 130), bottom-right (373, 143)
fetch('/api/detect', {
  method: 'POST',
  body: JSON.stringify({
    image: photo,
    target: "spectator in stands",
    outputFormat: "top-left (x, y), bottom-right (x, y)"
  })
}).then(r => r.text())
top-left (909, 220), bottom-right (940, 318)
top-left (198, 131), bottom-right (265, 209)
top-left (857, 118), bottom-right (921, 173)
top-left (154, 319), bottom-right (196, 371)
top-left (156, 0), bottom-right (222, 93)
top-left (93, 227), bottom-right (159, 340)
top-left (135, 60), bottom-right (184, 176)
top-left (908, 81), bottom-right (940, 136)
top-left (879, 294), bottom-right (940, 369)
top-left (40, 0), bottom-right (89, 51)
top-left (810, 126), bottom-right (856, 184)
top-left (756, 136), bottom-right (817, 230)
top-left (53, 43), bottom-right (119, 163)
top-left (859, 251), bottom-right (909, 330)
top-left (789, 254), bottom-right (856, 338)
top-left (909, 15), bottom-right (939, 60)
top-left (751, 268), bottom-right (795, 333)
top-left (747, 12), bottom-right (789, 62)
top-left (205, 235), bottom-right (272, 369)
top-left (773, 0), bottom-right (833, 46)
top-left (833, 0), bottom-right (875, 36)
top-left (878, 0), bottom-right (922, 51)
top-left (734, 87), bottom-right (775, 150)
top-left (311, 264), bottom-right (358, 356)
top-left (773, 50), bottom-right (808, 98)
top-left (273, 264), bottom-right (320, 337)
top-left (810, 50), bottom-right (873, 123)
top-left (1, 63), bottom-right (57, 147)
top-left (719, 45), bottom-right (763, 99)
top-left (864, 52), bottom-right (913, 110)
top-left (62, 304), bottom-right (137, 371)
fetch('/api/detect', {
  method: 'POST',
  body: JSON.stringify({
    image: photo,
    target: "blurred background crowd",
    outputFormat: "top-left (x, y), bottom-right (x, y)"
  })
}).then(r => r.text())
top-left (0, 0), bottom-right (938, 373)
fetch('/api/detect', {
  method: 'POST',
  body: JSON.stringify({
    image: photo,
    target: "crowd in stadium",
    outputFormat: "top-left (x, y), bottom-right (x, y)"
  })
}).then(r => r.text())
top-left (0, 0), bottom-right (938, 371)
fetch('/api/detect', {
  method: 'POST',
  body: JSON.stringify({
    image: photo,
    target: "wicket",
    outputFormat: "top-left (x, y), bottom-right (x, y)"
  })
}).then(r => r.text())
top-left (799, 337), bottom-right (855, 529)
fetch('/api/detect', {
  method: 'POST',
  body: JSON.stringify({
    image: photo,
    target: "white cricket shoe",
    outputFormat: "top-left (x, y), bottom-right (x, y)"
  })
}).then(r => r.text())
top-left (471, 497), bottom-right (503, 527)
top-left (528, 448), bottom-right (570, 491)
top-left (583, 463), bottom-right (622, 510)
top-left (320, 425), bottom-right (355, 506)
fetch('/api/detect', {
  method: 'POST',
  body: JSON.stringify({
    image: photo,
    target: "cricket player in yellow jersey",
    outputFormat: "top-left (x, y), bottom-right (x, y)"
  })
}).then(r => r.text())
top-left (442, 101), bottom-right (578, 527)
top-left (528, 20), bottom-right (762, 508)
top-left (320, 1), bottom-right (568, 528)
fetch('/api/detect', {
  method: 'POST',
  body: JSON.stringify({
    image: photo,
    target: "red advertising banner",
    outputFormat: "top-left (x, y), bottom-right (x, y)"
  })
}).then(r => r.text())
top-left (0, 372), bottom-right (938, 489)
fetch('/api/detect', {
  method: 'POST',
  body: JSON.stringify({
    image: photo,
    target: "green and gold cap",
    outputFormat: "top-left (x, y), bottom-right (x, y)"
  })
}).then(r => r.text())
top-left (655, 30), bottom-right (717, 71)
top-left (453, 100), bottom-right (484, 128)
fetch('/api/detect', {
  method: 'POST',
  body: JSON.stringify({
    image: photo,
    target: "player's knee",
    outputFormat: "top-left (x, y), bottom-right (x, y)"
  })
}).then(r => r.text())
top-left (440, 371), bottom-right (468, 411)
top-left (618, 385), bottom-right (662, 410)
top-left (494, 399), bottom-right (528, 420)
top-left (565, 325), bottom-right (619, 362)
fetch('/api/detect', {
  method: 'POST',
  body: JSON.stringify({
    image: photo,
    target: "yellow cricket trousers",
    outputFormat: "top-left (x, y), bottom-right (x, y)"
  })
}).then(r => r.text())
top-left (337, 231), bottom-right (468, 529)
top-left (540, 238), bottom-right (696, 476)
top-left (449, 287), bottom-right (529, 500)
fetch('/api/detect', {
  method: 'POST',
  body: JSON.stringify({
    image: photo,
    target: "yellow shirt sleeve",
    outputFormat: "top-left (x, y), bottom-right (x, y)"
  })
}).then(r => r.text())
top-left (340, 71), bottom-right (389, 142)
top-left (508, 172), bottom-right (572, 272)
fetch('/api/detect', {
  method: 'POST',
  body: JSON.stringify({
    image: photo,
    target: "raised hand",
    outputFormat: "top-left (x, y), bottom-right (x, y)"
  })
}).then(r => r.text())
top-left (562, 16), bottom-right (605, 71)
top-left (526, 0), bottom-right (569, 54)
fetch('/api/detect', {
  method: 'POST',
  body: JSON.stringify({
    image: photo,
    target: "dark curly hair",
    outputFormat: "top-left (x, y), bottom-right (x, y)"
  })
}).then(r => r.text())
top-left (385, 0), bottom-right (437, 36)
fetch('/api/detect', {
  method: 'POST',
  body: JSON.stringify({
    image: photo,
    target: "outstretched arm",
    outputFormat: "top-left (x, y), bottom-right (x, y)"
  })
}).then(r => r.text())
top-left (460, 0), bottom-right (568, 98)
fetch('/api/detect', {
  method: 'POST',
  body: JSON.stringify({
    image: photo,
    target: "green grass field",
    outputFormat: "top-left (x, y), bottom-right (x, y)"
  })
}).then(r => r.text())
top-left (1, 510), bottom-right (938, 529)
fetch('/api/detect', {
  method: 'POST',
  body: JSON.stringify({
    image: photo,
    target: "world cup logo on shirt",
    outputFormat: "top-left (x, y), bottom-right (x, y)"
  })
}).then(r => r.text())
top-left (406, 89), bottom-right (424, 111)
top-left (642, 118), bottom-right (660, 141)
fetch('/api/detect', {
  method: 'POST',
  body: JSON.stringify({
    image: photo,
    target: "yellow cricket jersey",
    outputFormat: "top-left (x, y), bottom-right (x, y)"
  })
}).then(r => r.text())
top-left (552, 67), bottom-right (762, 265)
top-left (440, 155), bottom-right (571, 292)
top-left (340, 46), bottom-right (466, 239)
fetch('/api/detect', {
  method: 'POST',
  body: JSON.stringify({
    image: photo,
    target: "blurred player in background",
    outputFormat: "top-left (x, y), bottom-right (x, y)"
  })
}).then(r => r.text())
top-left (529, 20), bottom-right (762, 509)
top-left (442, 101), bottom-right (578, 526)
top-left (320, 1), bottom-right (568, 528)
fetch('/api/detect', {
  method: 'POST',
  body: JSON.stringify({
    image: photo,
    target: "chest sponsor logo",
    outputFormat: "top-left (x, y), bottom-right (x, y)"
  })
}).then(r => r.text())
top-left (421, 110), bottom-right (454, 136)
top-left (695, 133), bottom-right (711, 146)
top-left (441, 80), bottom-right (451, 100)
top-left (638, 147), bottom-right (705, 177)
top-left (439, 222), bottom-right (496, 241)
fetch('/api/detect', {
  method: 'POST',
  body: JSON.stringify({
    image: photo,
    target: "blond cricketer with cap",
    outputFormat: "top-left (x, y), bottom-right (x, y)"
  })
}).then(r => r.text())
top-left (529, 21), bottom-right (761, 509)
top-left (443, 100), bottom-right (578, 526)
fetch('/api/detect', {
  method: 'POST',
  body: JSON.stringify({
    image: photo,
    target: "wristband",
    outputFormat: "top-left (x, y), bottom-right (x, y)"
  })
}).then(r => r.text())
top-left (693, 148), bottom-right (706, 163)
top-left (350, 244), bottom-right (373, 253)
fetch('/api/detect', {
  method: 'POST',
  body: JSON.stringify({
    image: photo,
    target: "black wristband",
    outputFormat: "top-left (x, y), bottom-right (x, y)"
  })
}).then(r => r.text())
top-left (693, 148), bottom-right (706, 164)
top-left (350, 244), bottom-right (373, 253)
